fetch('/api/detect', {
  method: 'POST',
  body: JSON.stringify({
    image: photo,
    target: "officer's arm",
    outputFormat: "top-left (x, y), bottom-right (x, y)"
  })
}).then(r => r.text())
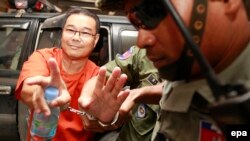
top-left (119, 82), bottom-right (165, 114)
top-left (133, 82), bottom-right (164, 103)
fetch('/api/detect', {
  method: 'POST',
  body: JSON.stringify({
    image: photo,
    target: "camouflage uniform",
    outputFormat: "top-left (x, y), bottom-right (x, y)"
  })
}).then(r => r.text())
top-left (152, 42), bottom-right (250, 141)
top-left (94, 1), bottom-right (250, 141)
top-left (104, 46), bottom-right (162, 141)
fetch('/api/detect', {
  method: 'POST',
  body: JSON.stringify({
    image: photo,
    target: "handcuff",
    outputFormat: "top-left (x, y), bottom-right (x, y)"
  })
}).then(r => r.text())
top-left (97, 112), bottom-right (119, 127)
top-left (63, 105), bottom-right (119, 126)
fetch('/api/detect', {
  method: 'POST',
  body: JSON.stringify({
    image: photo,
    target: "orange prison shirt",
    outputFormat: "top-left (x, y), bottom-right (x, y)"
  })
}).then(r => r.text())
top-left (15, 48), bottom-right (99, 141)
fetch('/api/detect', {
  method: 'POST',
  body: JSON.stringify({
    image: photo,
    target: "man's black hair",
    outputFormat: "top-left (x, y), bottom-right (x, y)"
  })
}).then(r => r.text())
top-left (62, 7), bottom-right (100, 33)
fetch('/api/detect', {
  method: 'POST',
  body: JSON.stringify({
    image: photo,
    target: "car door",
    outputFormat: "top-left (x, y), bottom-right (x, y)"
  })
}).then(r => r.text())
top-left (0, 18), bottom-right (39, 141)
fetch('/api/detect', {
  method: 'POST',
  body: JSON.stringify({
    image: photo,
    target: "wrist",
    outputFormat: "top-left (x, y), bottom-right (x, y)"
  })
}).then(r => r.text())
top-left (98, 112), bottom-right (119, 127)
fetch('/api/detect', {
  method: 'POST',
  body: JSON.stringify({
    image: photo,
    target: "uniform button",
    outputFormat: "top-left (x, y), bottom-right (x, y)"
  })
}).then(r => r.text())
top-left (197, 4), bottom-right (206, 14)
top-left (192, 35), bottom-right (201, 44)
top-left (194, 20), bottom-right (203, 30)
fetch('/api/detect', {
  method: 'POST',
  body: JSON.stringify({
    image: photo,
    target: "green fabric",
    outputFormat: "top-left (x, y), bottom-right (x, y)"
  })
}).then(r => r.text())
top-left (152, 42), bottom-right (250, 141)
top-left (105, 46), bottom-right (161, 88)
top-left (117, 104), bottom-right (158, 141)
top-left (104, 46), bottom-right (162, 141)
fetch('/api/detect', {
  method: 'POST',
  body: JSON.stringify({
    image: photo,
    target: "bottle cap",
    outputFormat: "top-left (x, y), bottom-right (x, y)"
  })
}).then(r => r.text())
top-left (44, 86), bottom-right (59, 101)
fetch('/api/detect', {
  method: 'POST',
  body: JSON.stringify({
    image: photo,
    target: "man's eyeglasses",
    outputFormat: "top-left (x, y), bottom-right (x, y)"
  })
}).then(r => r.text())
top-left (127, 0), bottom-right (167, 30)
top-left (64, 28), bottom-right (96, 40)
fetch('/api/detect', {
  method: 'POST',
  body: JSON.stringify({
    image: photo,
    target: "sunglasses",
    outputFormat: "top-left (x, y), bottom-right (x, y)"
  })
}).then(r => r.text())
top-left (127, 0), bottom-right (167, 30)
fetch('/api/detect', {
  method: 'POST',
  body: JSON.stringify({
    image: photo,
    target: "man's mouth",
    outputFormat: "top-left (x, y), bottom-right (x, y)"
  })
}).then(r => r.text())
top-left (148, 57), bottom-right (165, 68)
top-left (69, 45), bottom-right (81, 50)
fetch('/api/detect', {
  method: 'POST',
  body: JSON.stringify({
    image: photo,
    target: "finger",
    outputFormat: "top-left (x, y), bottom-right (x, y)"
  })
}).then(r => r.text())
top-left (110, 74), bottom-right (127, 98)
top-left (119, 89), bottom-right (134, 113)
top-left (32, 87), bottom-right (50, 116)
top-left (50, 89), bottom-right (71, 107)
top-left (48, 58), bottom-right (61, 85)
top-left (117, 89), bottom-right (130, 106)
top-left (79, 67), bottom-right (107, 110)
top-left (26, 76), bottom-right (50, 87)
top-left (78, 97), bottom-right (92, 111)
top-left (94, 66), bottom-right (107, 94)
top-left (104, 67), bottom-right (122, 92)
top-left (78, 75), bottom-right (104, 112)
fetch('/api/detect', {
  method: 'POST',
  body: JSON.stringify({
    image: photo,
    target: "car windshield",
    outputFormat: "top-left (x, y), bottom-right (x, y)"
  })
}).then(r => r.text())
top-left (0, 28), bottom-right (27, 70)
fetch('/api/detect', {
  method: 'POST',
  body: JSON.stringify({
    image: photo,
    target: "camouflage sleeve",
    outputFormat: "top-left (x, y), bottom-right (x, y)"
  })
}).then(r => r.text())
top-left (104, 46), bottom-right (162, 88)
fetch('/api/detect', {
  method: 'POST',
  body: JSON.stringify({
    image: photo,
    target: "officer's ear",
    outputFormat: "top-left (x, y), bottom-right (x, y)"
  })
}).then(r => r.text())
top-left (224, 0), bottom-right (241, 15)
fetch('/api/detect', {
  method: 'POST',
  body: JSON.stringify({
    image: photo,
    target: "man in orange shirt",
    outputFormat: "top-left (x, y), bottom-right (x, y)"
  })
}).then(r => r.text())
top-left (15, 7), bottom-right (128, 141)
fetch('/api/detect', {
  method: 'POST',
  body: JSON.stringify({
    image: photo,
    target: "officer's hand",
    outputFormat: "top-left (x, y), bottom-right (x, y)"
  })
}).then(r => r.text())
top-left (78, 66), bottom-right (129, 123)
top-left (26, 58), bottom-right (71, 116)
top-left (119, 89), bottom-right (137, 114)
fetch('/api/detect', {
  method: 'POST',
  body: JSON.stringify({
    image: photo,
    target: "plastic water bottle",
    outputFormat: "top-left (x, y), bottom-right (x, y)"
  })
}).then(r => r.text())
top-left (30, 86), bottom-right (59, 141)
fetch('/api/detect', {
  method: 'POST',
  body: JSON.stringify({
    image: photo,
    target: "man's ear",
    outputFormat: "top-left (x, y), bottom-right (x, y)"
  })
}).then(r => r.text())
top-left (94, 34), bottom-right (100, 47)
top-left (224, 0), bottom-right (241, 15)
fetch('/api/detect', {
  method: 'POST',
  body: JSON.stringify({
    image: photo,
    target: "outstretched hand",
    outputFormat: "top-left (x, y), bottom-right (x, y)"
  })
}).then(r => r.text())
top-left (26, 58), bottom-right (71, 116)
top-left (78, 66), bottom-right (129, 123)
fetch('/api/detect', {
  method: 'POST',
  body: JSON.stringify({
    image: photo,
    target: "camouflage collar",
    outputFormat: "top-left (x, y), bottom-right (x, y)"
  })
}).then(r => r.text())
top-left (160, 42), bottom-right (250, 112)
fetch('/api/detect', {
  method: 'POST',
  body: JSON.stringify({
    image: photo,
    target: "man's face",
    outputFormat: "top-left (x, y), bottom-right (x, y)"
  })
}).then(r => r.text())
top-left (125, 0), bottom-right (194, 78)
top-left (61, 14), bottom-right (99, 60)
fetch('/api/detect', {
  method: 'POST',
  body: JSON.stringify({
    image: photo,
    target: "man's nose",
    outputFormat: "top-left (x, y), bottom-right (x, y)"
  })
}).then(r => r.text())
top-left (137, 29), bottom-right (156, 48)
top-left (72, 31), bottom-right (81, 40)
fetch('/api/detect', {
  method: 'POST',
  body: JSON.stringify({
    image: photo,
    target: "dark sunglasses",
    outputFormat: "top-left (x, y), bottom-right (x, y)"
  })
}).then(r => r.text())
top-left (127, 0), bottom-right (167, 30)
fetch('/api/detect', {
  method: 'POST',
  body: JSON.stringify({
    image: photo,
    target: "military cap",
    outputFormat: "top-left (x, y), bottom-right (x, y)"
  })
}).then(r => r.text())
top-left (95, 0), bottom-right (125, 11)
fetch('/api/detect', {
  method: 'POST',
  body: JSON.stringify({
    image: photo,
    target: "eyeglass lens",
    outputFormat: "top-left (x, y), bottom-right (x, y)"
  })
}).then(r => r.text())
top-left (128, 0), bottom-right (167, 29)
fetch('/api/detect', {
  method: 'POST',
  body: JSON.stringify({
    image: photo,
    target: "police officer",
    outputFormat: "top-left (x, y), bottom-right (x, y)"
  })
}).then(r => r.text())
top-left (91, 0), bottom-right (250, 141)
top-left (104, 46), bottom-right (162, 141)
top-left (80, 46), bottom-right (163, 141)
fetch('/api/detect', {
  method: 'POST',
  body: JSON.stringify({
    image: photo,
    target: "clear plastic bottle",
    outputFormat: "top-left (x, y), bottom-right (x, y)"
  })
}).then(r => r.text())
top-left (30, 86), bottom-right (59, 141)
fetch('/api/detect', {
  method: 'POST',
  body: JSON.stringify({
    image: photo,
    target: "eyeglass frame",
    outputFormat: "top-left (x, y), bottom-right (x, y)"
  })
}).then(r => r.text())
top-left (63, 28), bottom-right (97, 40)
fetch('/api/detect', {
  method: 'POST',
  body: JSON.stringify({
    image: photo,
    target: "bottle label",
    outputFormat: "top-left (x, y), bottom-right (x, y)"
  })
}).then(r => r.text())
top-left (31, 109), bottom-right (59, 138)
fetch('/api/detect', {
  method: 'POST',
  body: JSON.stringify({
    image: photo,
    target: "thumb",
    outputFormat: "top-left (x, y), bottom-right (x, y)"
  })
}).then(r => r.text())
top-left (48, 58), bottom-right (62, 87)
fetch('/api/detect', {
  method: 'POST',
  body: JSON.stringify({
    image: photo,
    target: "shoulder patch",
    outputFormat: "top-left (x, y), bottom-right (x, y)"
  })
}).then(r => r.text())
top-left (118, 47), bottom-right (133, 60)
top-left (136, 104), bottom-right (147, 118)
top-left (146, 74), bottom-right (159, 85)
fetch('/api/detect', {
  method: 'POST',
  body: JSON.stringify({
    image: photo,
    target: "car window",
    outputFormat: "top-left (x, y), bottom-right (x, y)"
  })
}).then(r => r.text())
top-left (36, 28), bottom-right (62, 50)
top-left (112, 24), bottom-right (138, 55)
top-left (90, 27), bottom-right (110, 66)
top-left (120, 30), bottom-right (138, 52)
top-left (0, 28), bottom-right (27, 70)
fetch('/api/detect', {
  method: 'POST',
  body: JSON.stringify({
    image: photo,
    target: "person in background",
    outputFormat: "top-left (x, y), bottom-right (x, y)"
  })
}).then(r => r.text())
top-left (15, 7), bottom-right (128, 141)
top-left (79, 0), bottom-right (250, 141)
top-left (80, 46), bottom-right (163, 141)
